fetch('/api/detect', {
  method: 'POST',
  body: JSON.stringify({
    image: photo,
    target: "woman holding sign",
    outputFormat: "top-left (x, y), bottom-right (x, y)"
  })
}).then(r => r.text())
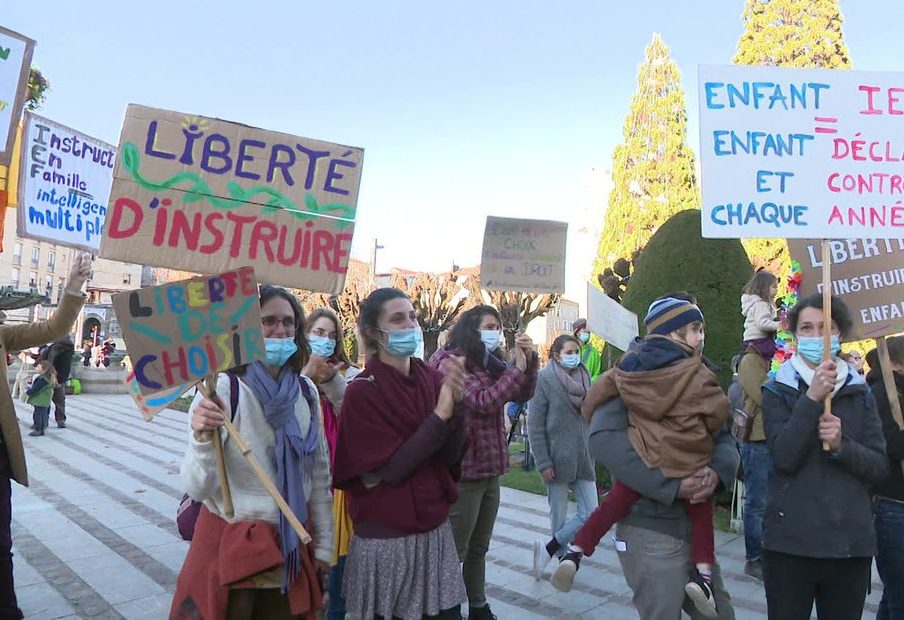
top-left (333, 288), bottom-right (469, 619)
top-left (173, 285), bottom-right (333, 620)
top-left (0, 253), bottom-right (90, 620)
top-left (429, 305), bottom-right (538, 620)
top-left (761, 294), bottom-right (887, 619)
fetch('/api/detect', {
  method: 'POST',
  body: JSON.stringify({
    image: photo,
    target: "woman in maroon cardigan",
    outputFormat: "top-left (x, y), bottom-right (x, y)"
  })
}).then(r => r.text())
top-left (333, 288), bottom-right (468, 620)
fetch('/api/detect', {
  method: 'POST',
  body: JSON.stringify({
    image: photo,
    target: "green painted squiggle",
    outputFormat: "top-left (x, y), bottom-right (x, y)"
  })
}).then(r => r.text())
top-left (120, 142), bottom-right (356, 227)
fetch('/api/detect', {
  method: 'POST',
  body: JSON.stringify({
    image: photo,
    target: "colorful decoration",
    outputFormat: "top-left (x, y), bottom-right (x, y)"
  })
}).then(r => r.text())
top-left (770, 260), bottom-right (801, 377)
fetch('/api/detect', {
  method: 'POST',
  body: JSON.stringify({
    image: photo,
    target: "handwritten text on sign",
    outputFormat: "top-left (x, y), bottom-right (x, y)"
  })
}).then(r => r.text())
top-left (788, 238), bottom-right (904, 339)
top-left (17, 113), bottom-right (115, 250)
top-left (699, 65), bottom-right (904, 239)
top-left (112, 267), bottom-right (264, 396)
top-left (0, 26), bottom-right (34, 165)
top-left (100, 105), bottom-right (364, 293)
top-left (480, 216), bottom-right (567, 294)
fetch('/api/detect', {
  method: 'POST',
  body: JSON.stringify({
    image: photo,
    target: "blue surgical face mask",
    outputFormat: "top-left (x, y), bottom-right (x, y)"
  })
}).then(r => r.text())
top-left (309, 335), bottom-right (336, 358)
top-left (264, 337), bottom-right (298, 367)
top-left (381, 327), bottom-right (423, 358)
top-left (796, 335), bottom-right (841, 364)
top-left (578, 331), bottom-right (590, 343)
top-left (560, 353), bottom-right (581, 369)
top-left (480, 329), bottom-right (502, 351)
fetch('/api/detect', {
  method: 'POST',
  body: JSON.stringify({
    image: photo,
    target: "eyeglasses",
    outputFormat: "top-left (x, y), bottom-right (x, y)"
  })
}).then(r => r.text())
top-left (261, 316), bottom-right (297, 330)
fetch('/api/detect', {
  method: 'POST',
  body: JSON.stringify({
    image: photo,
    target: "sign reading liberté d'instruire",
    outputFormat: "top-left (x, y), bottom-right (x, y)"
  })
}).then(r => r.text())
top-left (100, 105), bottom-right (364, 294)
top-left (479, 216), bottom-right (567, 294)
top-left (698, 65), bottom-right (904, 240)
top-left (17, 113), bottom-right (115, 251)
top-left (0, 26), bottom-right (35, 166)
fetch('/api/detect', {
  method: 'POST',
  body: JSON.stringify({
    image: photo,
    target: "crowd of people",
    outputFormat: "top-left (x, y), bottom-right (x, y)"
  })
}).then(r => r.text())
top-left (3, 259), bottom-right (904, 620)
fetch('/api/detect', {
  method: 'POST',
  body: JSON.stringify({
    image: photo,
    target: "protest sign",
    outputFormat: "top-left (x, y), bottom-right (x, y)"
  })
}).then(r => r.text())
top-left (112, 267), bottom-right (264, 397)
top-left (0, 26), bottom-right (34, 166)
top-left (100, 104), bottom-right (364, 293)
top-left (480, 216), bottom-right (567, 294)
top-left (699, 65), bottom-right (904, 240)
top-left (125, 372), bottom-right (193, 421)
top-left (788, 238), bottom-right (904, 339)
top-left (17, 113), bottom-right (115, 250)
top-left (586, 282), bottom-right (639, 351)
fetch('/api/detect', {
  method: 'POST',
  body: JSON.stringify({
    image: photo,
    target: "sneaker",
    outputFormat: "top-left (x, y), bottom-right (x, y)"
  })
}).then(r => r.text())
top-left (685, 573), bottom-right (718, 618)
top-left (550, 551), bottom-right (581, 592)
top-left (467, 603), bottom-right (497, 620)
top-left (744, 558), bottom-right (763, 581)
top-left (28, 430), bottom-right (44, 437)
top-left (532, 540), bottom-right (553, 580)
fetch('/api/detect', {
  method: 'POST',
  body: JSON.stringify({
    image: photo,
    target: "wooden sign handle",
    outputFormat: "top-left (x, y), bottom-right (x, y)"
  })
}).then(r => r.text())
top-left (204, 376), bottom-right (234, 519)
top-left (821, 239), bottom-right (832, 452)
top-left (875, 337), bottom-right (904, 479)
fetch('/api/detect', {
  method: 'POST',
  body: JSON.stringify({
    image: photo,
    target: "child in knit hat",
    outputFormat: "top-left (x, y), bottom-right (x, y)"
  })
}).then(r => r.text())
top-left (550, 296), bottom-right (729, 619)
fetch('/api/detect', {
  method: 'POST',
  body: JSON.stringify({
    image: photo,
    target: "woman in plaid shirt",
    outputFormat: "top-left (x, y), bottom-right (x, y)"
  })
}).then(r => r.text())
top-left (429, 305), bottom-right (538, 619)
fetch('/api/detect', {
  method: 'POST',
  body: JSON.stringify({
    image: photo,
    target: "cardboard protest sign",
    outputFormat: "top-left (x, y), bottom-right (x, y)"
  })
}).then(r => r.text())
top-left (112, 267), bottom-right (264, 397)
top-left (699, 65), bottom-right (904, 240)
top-left (0, 26), bottom-right (34, 166)
top-left (100, 105), bottom-right (364, 293)
top-left (586, 282), bottom-right (639, 351)
top-left (788, 238), bottom-right (904, 339)
top-left (17, 113), bottom-right (115, 250)
top-left (480, 216), bottom-right (567, 294)
top-left (126, 372), bottom-right (194, 421)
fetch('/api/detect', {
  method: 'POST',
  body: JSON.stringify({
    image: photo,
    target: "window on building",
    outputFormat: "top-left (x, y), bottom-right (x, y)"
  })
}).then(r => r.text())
top-left (10, 268), bottom-right (19, 288)
top-left (30, 247), bottom-right (40, 267)
top-left (47, 252), bottom-right (56, 273)
top-left (44, 275), bottom-right (53, 293)
top-left (123, 273), bottom-right (132, 285)
top-left (29, 271), bottom-right (37, 289)
top-left (12, 243), bottom-right (21, 265)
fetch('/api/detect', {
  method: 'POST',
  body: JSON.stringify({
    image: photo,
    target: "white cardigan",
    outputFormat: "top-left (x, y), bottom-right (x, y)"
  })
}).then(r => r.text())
top-left (181, 372), bottom-right (334, 564)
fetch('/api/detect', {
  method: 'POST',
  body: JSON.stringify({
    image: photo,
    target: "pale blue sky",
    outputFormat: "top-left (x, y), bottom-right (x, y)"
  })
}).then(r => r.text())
top-left (7, 1), bottom-right (904, 303)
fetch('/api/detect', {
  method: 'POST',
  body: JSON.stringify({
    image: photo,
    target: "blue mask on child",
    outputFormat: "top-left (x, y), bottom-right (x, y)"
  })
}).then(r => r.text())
top-left (797, 335), bottom-right (841, 364)
top-left (309, 335), bottom-right (336, 358)
top-left (560, 353), bottom-right (581, 369)
top-left (381, 327), bottom-right (423, 358)
top-left (264, 337), bottom-right (298, 367)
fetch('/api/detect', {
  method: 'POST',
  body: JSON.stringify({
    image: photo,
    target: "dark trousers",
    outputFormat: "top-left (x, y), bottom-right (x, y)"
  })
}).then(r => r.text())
top-left (876, 497), bottom-right (904, 620)
top-left (32, 406), bottom-right (50, 433)
top-left (763, 550), bottom-right (870, 620)
top-left (327, 555), bottom-right (347, 620)
top-left (375, 606), bottom-right (461, 620)
top-left (51, 385), bottom-right (66, 424)
top-left (740, 441), bottom-right (772, 561)
top-left (0, 445), bottom-right (22, 620)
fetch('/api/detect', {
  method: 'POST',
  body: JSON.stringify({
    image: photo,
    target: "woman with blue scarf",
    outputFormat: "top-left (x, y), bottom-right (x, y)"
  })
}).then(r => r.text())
top-left (761, 293), bottom-right (887, 619)
top-left (172, 285), bottom-right (333, 620)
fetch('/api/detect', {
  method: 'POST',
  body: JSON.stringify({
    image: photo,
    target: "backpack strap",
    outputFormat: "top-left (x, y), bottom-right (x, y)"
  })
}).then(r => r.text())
top-left (228, 372), bottom-right (239, 421)
top-left (297, 376), bottom-right (317, 414)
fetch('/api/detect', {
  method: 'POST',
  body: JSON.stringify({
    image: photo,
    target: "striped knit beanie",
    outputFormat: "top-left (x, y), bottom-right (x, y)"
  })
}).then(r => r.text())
top-left (644, 297), bottom-right (704, 336)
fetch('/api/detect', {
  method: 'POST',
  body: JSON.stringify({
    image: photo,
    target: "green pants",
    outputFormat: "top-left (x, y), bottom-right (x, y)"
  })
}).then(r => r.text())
top-left (450, 476), bottom-right (501, 607)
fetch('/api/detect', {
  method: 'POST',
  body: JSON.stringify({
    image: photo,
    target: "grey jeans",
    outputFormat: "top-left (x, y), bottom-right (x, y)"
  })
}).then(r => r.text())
top-left (615, 522), bottom-right (736, 620)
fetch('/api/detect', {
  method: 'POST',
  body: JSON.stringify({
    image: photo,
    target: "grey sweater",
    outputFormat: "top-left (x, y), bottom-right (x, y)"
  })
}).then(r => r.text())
top-left (588, 395), bottom-right (739, 542)
top-left (528, 364), bottom-right (595, 482)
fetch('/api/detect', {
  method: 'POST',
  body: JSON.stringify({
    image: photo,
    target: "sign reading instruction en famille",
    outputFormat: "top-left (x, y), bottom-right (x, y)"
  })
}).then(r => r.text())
top-left (699, 65), bottom-right (904, 240)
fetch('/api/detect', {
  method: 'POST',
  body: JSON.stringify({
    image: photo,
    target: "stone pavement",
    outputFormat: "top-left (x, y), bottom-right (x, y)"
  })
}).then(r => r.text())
top-left (10, 394), bottom-right (882, 619)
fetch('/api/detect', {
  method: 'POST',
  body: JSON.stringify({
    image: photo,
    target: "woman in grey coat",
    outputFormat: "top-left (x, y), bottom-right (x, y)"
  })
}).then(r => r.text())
top-left (528, 334), bottom-right (598, 579)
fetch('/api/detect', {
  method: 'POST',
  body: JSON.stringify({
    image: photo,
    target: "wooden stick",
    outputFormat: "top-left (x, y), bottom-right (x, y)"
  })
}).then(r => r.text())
top-left (197, 382), bottom-right (311, 544)
top-left (821, 239), bottom-right (832, 452)
top-left (204, 376), bottom-right (234, 519)
top-left (876, 337), bottom-right (904, 479)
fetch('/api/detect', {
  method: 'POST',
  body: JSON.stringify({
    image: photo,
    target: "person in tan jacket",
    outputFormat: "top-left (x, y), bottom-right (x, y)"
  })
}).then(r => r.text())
top-left (0, 253), bottom-right (90, 619)
top-left (551, 297), bottom-right (729, 619)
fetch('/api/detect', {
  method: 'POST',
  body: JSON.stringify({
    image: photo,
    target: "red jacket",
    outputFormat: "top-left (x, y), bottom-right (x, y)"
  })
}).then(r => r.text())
top-left (429, 347), bottom-right (538, 481)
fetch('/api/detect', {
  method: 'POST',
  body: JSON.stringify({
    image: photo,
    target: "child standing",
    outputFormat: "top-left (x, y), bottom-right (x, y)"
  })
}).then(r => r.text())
top-left (741, 271), bottom-right (779, 349)
top-left (550, 298), bottom-right (728, 619)
top-left (26, 361), bottom-right (57, 437)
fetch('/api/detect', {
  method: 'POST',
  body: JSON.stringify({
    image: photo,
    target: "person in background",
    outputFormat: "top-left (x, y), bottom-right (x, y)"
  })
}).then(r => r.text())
top-left (301, 307), bottom-right (360, 620)
top-left (0, 253), bottom-right (89, 620)
top-left (26, 361), bottom-right (57, 438)
top-left (761, 294), bottom-right (887, 619)
top-left (81, 340), bottom-right (92, 367)
top-left (866, 336), bottom-right (904, 619)
top-left (528, 334), bottom-right (598, 580)
top-left (741, 271), bottom-right (779, 346)
top-left (572, 319), bottom-right (602, 382)
top-left (173, 285), bottom-right (333, 619)
top-left (334, 288), bottom-right (468, 619)
top-left (11, 351), bottom-right (33, 402)
top-left (843, 349), bottom-right (865, 375)
top-left (430, 305), bottom-right (538, 620)
top-left (38, 337), bottom-right (74, 429)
